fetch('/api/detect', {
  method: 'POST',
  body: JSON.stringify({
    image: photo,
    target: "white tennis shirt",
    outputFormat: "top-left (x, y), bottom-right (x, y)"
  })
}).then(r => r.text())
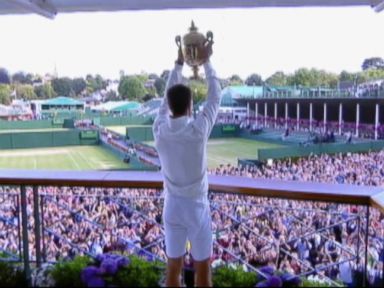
top-left (153, 61), bottom-right (221, 200)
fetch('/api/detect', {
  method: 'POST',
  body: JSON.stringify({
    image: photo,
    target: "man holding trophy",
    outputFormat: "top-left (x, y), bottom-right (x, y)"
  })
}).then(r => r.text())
top-left (153, 22), bottom-right (221, 287)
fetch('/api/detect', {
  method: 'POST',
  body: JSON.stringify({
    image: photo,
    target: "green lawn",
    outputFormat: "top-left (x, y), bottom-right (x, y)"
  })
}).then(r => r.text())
top-left (0, 146), bottom-right (129, 170)
top-left (206, 138), bottom-right (281, 168)
top-left (0, 138), bottom-right (280, 170)
top-left (108, 125), bottom-right (151, 136)
top-left (146, 138), bottom-right (281, 169)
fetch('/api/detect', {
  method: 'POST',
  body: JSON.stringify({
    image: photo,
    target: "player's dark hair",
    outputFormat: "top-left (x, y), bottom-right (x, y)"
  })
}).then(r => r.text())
top-left (167, 84), bottom-right (192, 117)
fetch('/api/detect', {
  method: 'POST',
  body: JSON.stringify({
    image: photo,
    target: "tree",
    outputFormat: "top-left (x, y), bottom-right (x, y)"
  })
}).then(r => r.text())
top-left (288, 68), bottom-right (312, 87)
top-left (118, 76), bottom-right (147, 101)
top-left (245, 73), bottom-right (263, 86)
top-left (148, 73), bottom-right (159, 80)
top-left (143, 93), bottom-right (155, 102)
top-left (52, 77), bottom-right (72, 96)
top-left (12, 72), bottom-right (31, 84)
top-left (71, 78), bottom-right (87, 96)
top-left (105, 90), bottom-right (118, 101)
top-left (362, 57), bottom-right (384, 70)
top-left (136, 74), bottom-right (148, 86)
top-left (34, 83), bottom-right (56, 99)
top-left (0, 68), bottom-right (10, 84)
top-left (358, 69), bottom-right (384, 84)
top-left (15, 84), bottom-right (36, 100)
top-left (189, 80), bottom-right (208, 104)
top-left (154, 77), bottom-right (166, 96)
top-left (229, 74), bottom-right (243, 85)
top-left (318, 70), bottom-right (338, 88)
top-left (146, 86), bottom-right (157, 98)
top-left (86, 74), bottom-right (107, 93)
top-left (95, 74), bottom-right (108, 90)
top-left (0, 84), bottom-right (11, 105)
top-left (266, 71), bottom-right (288, 86)
top-left (339, 70), bottom-right (357, 82)
top-left (288, 68), bottom-right (338, 88)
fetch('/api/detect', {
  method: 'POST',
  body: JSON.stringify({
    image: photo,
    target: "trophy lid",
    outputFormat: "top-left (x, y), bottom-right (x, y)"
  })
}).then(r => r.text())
top-left (183, 20), bottom-right (205, 46)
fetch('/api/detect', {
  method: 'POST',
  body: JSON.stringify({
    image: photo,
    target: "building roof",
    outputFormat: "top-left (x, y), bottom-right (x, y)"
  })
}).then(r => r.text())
top-left (198, 85), bottom-right (263, 108)
top-left (223, 85), bottom-right (264, 98)
top-left (92, 101), bottom-right (141, 112)
top-left (111, 102), bottom-right (141, 112)
top-left (42, 96), bottom-right (84, 106)
top-left (264, 85), bottom-right (297, 92)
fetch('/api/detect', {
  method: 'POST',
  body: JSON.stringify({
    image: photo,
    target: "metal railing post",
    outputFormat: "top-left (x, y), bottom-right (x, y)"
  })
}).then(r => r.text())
top-left (33, 185), bottom-right (42, 267)
top-left (363, 206), bottom-right (370, 287)
top-left (357, 214), bottom-right (361, 265)
top-left (17, 194), bottom-right (23, 263)
top-left (40, 193), bottom-right (47, 262)
top-left (20, 185), bottom-right (31, 286)
top-left (382, 247), bottom-right (384, 288)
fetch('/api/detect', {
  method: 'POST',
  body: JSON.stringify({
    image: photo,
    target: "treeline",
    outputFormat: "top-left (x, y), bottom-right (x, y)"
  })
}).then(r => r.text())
top-left (1, 57), bottom-right (383, 105)
top-left (0, 69), bottom-right (110, 105)
top-left (231, 57), bottom-right (384, 88)
top-left (116, 71), bottom-right (212, 105)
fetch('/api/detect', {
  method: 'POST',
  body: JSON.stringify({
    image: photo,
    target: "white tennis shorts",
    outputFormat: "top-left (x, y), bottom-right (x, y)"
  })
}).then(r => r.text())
top-left (163, 194), bottom-right (212, 261)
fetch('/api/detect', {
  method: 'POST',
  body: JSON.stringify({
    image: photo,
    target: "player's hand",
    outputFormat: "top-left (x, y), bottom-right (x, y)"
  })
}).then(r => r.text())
top-left (200, 40), bottom-right (213, 64)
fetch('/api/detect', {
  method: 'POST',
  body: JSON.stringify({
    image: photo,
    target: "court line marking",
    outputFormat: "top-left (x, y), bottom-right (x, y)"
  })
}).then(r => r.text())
top-left (74, 148), bottom-right (93, 170)
top-left (67, 149), bottom-right (81, 170)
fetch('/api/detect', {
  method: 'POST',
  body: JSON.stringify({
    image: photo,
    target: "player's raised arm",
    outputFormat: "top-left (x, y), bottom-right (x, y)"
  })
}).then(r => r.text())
top-left (153, 47), bottom-right (184, 134)
top-left (194, 42), bottom-right (222, 137)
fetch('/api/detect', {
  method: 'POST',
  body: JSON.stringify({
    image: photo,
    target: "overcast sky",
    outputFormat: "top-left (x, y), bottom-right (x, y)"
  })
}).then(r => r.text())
top-left (0, 7), bottom-right (383, 80)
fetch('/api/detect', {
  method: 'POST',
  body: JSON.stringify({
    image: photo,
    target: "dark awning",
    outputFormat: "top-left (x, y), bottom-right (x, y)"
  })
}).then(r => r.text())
top-left (0, 1), bottom-right (380, 19)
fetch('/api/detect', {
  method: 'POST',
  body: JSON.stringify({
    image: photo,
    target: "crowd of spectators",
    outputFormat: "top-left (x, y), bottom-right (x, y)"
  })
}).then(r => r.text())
top-left (0, 184), bottom-right (382, 286)
top-left (220, 115), bottom-right (384, 140)
top-left (1, 150), bottom-right (384, 286)
top-left (210, 151), bottom-right (384, 186)
top-left (209, 193), bottom-right (383, 286)
top-left (356, 80), bottom-right (384, 98)
top-left (0, 187), bottom-right (166, 263)
top-left (134, 143), bottom-right (158, 158)
top-left (217, 115), bottom-right (242, 125)
top-left (74, 119), bottom-right (97, 129)
top-left (98, 127), bottom-right (160, 168)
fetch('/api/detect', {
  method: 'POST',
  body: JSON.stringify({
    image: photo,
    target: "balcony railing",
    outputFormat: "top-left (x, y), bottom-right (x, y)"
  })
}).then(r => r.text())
top-left (0, 170), bottom-right (383, 287)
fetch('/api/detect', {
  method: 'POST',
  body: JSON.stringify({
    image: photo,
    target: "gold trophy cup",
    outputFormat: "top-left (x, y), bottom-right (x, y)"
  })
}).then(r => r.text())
top-left (175, 21), bottom-right (213, 79)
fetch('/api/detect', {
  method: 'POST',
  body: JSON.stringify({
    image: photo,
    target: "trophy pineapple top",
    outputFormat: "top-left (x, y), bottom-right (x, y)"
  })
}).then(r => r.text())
top-left (189, 21), bottom-right (198, 32)
top-left (183, 21), bottom-right (206, 46)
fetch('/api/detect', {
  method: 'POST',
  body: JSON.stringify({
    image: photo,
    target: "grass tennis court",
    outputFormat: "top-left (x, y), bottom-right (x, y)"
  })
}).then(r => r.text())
top-left (207, 138), bottom-right (281, 168)
top-left (108, 125), bottom-right (151, 135)
top-left (0, 146), bottom-right (129, 170)
top-left (146, 138), bottom-right (281, 169)
top-left (109, 126), bottom-right (281, 167)
top-left (0, 135), bottom-right (280, 170)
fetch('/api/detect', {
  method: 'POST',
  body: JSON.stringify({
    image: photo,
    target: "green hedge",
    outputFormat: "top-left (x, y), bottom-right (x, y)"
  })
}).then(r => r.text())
top-left (0, 130), bottom-right (99, 149)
